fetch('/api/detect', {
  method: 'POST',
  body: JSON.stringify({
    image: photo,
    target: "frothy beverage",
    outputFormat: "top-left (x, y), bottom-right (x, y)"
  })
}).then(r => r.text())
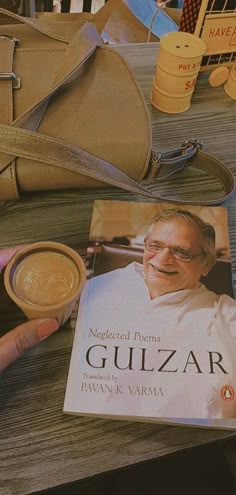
top-left (12, 251), bottom-right (80, 306)
top-left (4, 241), bottom-right (86, 326)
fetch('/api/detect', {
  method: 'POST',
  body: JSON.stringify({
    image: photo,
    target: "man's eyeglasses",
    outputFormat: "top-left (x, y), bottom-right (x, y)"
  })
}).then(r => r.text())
top-left (144, 238), bottom-right (205, 262)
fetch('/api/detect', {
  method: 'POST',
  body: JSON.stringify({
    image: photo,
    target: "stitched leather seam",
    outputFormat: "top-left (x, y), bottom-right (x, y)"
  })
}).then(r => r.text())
top-left (16, 48), bottom-right (65, 53)
top-left (192, 158), bottom-right (229, 194)
top-left (8, 41), bottom-right (14, 125)
top-left (101, 46), bottom-right (151, 181)
top-left (21, 20), bottom-right (89, 45)
top-left (9, 162), bottom-right (19, 199)
top-left (53, 36), bottom-right (97, 83)
top-left (0, 8), bottom-right (68, 42)
top-left (0, 126), bottom-right (234, 205)
top-left (4, 127), bottom-right (233, 194)
top-left (0, 27), bottom-right (100, 172)
top-left (52, 27), bottom-right (91, 82)
top-left (13, 35), bottom-right (99, 127)
top-left (2, 128), bottom-right (150, 183)
top-left (24, 18), bottom-right (90, 43)
top-left (25, 25), bottom-right (67, 42)
top-left (7, 42), bottom-right (10, 125)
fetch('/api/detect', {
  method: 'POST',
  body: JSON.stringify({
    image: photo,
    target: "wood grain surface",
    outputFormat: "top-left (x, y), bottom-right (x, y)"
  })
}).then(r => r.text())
top-left (0, 43), bottom-right (236, 495)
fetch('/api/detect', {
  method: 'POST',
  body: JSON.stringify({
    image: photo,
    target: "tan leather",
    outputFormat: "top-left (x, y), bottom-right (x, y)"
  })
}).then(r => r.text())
top-left (35, 0), bottom-right (119, 33)
top-left (0, 34), bottom-right (19, 199)
top-left (0, 8), bottom-right (234, 205)
top-left (94, 0), bottom-right (123, 33)
top-left (35, 13), bottom-right (94, 22)
top-left (36, 2), bottom-right (159, 43)
top-left (0, 37), bottom-right (14, 125)
top-left (0, 124), bottom-right (235, 205)
top-left (99, 1), bottom-right (159, 44)
top-left (0, 8), bottom-right (152, 201)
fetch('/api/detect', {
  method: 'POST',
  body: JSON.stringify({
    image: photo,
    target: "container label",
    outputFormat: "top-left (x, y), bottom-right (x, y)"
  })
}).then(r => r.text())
top-left (201, 13), bottom-right (236, 53)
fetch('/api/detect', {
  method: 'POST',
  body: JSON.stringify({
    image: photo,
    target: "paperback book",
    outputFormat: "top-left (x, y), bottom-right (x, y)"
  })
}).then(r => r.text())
top-left (64, 200), bottom-right (236, 429)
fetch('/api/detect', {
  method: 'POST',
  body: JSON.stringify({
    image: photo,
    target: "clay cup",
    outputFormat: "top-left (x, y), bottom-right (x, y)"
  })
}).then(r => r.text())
top-left (4, 241), bottom-right (86, 326)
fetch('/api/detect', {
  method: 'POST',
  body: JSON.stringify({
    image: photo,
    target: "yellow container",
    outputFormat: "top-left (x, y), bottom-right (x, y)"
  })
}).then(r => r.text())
top-left (150, 80), bottom-right (192, 114)
top-left (154, 65), bottom-right (197, 96)
top-left (158, 31), bottom-right (206, 76)
top-left (151, 31), bottom-right (206, 114)
top-left (224, 62), bottom-right (236, 100)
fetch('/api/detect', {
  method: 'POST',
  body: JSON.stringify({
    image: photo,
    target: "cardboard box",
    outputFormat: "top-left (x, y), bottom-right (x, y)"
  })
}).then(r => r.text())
top-left (100, 0), bottom-right (180, 44)
top-left (36, 0), bottom-right (182, 44)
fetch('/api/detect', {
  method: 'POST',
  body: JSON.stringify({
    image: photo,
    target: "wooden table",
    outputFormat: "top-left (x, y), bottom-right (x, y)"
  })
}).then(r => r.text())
top-left (1, 43), bottom-right (236, 495)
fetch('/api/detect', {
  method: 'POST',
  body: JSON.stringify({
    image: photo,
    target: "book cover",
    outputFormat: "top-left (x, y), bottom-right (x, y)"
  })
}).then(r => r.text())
top-left (179, 0), bottom-right (236, 71)
top-left (64, 200), bottom-right (236, 429)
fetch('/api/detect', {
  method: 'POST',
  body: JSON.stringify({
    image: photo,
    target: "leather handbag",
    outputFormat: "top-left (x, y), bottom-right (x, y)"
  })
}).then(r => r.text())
top-left (0, 8), bottom-right (235, 206)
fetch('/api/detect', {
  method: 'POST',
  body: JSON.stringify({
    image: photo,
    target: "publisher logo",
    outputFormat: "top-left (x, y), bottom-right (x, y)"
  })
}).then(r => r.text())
top-left (221, 385), bottom-right (234, 402)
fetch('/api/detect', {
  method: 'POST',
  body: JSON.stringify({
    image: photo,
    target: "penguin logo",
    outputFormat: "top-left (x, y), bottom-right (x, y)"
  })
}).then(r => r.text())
top-left (221, 385), bottom-right (234, 402)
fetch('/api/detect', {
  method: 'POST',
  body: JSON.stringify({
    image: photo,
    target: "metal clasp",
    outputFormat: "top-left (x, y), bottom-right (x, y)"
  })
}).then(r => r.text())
top-left (182, 139), bottom-right (203, 151)
top-left (0, 35), bottom-right (20, 89)
top-left (0, 72), bottom-right (17, 81)
top-left (150, 150), bottom-right (163, 168)
top-left (149, 140), bottom-right (203, 181)
top-left (0, 71), bottom-right (21, 89)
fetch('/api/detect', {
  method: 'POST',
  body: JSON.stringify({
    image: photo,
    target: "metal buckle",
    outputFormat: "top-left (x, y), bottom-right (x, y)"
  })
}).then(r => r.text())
top-left (150, 150), bottom-right (162, 168)
top-left (0, 35), bottom-right (20, 88)
top-left (0, 72), bottom-right (17, 81)
top-left (182, 139), bottom-right (203, 151)
top-left (150, 140), bottom-right (202, 178)
top-left (0, 72), bottom-right (20, 88)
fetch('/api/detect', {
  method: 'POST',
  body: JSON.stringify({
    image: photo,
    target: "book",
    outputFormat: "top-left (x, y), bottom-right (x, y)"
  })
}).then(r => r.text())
top-left (64, 200), bottom-right (236, 429)
top-left (179, 0), bottom-right (236, 71)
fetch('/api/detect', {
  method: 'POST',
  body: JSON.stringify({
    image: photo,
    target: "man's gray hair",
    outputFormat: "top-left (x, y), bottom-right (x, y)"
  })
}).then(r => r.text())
top-left (149, 208), bottom-right (216, 252)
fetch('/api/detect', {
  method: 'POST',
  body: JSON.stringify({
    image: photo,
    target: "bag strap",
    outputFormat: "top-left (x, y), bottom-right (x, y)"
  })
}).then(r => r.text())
top-left (0, 123), bottom-right (234, 205)
top-left (0, 11), bottom-right (101, 130)
top-left (0, 7), bottom-right (77, 42)
top-left (0, 16), bottom-right (102, 171)
top-left (0, 8), bottom-right (234, 205)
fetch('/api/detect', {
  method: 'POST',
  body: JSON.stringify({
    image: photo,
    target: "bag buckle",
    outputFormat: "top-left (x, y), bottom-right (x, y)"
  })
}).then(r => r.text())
top-left (0, 72), bottom-right (17, 81)
top-left (150, 140), bottom-right (203, 180)
top-left (0, 35), bottom-right (20, 89)
top-left (182, 139), bottom-right (203, 151)
top-left (0, 71), bottom-right (20, 89)
top-left (151, 140), bottom-right (202, 168)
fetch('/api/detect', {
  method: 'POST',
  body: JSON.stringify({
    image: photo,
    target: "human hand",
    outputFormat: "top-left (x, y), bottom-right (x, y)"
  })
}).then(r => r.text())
top-left (0, 246), bottom-right (59, 371)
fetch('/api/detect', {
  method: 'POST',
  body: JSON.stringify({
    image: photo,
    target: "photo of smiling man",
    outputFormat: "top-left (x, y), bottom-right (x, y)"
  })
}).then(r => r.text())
top-left (68, 201), bottom-right (236, 423)
top-left (142, 209), bottom-right (216, 299)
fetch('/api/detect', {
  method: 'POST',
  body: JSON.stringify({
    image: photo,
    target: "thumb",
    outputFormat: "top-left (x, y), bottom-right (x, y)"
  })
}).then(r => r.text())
top-left (0, 318), bottom-right (59, 372)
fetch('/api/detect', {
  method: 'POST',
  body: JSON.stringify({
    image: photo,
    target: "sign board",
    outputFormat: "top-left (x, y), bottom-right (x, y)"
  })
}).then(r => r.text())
top-left (180, 0), bottom-right (236, 71)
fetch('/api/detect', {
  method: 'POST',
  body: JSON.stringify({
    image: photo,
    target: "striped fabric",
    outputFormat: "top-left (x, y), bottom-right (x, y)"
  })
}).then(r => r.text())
top-left (179, 0), bottom-right (202, 34)
top-left (70, 0), bottom-right (107, 13)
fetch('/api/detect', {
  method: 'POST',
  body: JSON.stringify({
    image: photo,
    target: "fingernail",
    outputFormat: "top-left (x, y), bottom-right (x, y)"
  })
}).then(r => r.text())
top-left (37, 319), bottom-right (59, 340)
